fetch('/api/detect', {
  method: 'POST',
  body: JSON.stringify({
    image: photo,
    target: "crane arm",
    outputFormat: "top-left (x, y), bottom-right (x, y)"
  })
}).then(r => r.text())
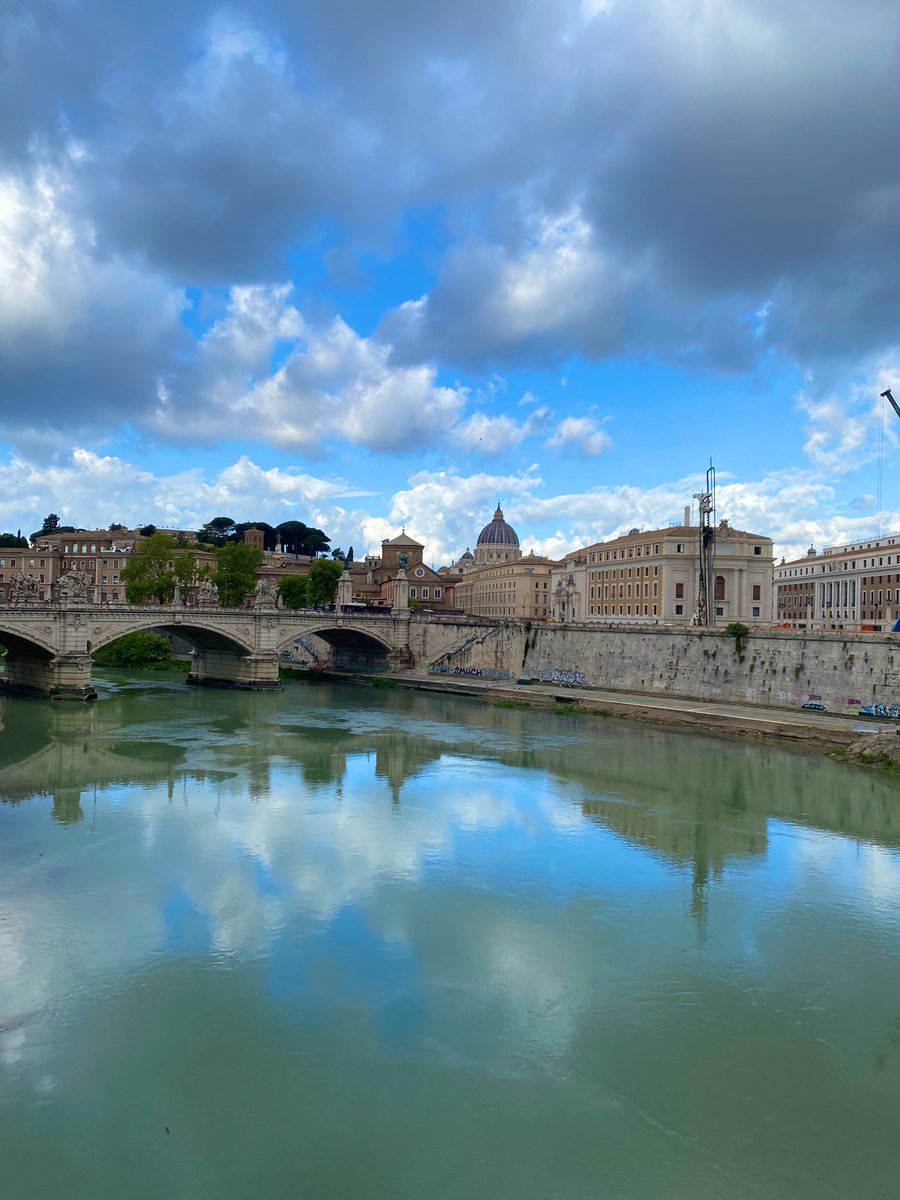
top-left (881, 388), bottom-right (900, 422)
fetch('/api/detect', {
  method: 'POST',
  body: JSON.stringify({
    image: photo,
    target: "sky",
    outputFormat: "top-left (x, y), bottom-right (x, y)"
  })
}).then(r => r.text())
top-left (2, 0), bottom-right (900, 566)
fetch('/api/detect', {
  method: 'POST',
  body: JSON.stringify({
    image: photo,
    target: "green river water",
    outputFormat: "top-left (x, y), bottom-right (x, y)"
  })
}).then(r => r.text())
top-left (2, 671), bottom-right (900, 1199)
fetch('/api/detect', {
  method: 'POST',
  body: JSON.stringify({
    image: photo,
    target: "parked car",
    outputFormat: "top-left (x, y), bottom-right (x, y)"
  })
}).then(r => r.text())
top-left (801, 700), bottom-right (827, 712)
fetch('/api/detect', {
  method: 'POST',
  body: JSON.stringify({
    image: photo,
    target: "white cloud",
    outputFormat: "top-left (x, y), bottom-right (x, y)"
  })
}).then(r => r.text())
top-left (546, 415), bottom-right (612, 457)
top-left (0, 450), bottom-right (370, 538)
top-left (381, 207), bottom-right (627, 365)
top-left (150, 294), bottom-right (468, 455)
top-left (1, 449), bottom-right (897, 570)
top-left (798, 358), bottom-right (900, 474)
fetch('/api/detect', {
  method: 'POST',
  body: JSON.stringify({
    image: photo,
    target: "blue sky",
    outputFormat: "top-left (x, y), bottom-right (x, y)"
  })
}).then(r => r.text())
top-left (2, 0), bottom-right (900, 564)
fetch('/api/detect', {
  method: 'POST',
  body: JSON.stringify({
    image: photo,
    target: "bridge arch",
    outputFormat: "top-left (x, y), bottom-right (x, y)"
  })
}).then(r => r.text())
top-left (90, 616), bottom-right (256, 657)
top-left (276, 622), bottom-right (393, 672)
top-left (0, 621), bottom-right (58, 659)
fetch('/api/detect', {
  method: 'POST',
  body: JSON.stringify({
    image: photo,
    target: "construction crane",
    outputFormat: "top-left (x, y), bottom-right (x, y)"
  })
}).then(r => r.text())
top-left (881, 388), bottom-right (900, 421)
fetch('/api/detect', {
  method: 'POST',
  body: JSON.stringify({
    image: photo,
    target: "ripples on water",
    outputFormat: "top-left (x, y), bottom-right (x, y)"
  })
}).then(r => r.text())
top-left (2, 672), bottom-right (900, 1200)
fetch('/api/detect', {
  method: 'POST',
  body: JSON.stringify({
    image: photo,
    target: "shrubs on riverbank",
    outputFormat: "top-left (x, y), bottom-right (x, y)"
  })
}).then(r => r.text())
top-left (92, 632), bottom-right (187, 671)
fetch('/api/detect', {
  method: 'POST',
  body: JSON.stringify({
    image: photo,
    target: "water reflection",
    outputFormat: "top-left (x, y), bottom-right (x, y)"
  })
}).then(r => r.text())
top-left (2, 675), bottom-right (900, 1200)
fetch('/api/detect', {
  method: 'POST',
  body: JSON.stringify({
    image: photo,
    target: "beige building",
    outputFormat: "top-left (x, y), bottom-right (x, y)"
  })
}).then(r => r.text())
top-left (447, 505), bottom-right (555, 620)
top-left (551, 518), bottom-right (774, 625)
top-left (347, 530), bottom-right (455, 612)
top-left (22, 528), bottom-right (141, 603)
top-left (774, 532), bottom-right (900, 631)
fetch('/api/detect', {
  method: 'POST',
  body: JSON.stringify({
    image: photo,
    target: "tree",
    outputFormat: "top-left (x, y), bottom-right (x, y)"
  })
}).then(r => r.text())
top-left (0, 532), bottom-right (28, 547)
top-left (331, 547), bottom-right (346, 563)
top-left (274, 520), bottom-right (310, 554)
top-left (277, 575), bottom-right (308, 609)
top-left (172, 550), bottom-right (208, 594)
top-left (307, 558), bottom-right (343, 607)
top-left (346, 546), bottom-right (354, 564)
top-left (41, 513), bottom-right (60, 534)
top-left (213, 542), bottom-right (263, 607)
top-left (138, 524), bottom-right (157, 537)
top-left (302, 527), bottom-right (331, 557)
top-left (30, 523), bottom-right (77, 541)
top-left (121, 532), bottom-right (177, 604)
top-left (198, 516), bottom-right (237, 546)
top-left (93, 632), bottom-right (172, 667)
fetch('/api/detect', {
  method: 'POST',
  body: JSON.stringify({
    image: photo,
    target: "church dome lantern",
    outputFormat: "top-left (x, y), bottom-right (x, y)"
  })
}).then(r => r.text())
top-left (476, 505), bottom-right (520, 548)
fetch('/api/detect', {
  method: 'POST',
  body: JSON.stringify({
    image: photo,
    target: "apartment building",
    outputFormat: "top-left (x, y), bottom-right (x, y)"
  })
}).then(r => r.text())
top-left (552, 518), bottom-right (774, 625)
top-left (452, 554), bottom-right (555, 620)
top-left (774, 532), bottom-right (900, 630)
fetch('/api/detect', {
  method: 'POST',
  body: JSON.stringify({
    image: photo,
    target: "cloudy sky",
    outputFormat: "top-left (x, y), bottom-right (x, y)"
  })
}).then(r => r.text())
top-left (3, 0), bottom-right (900, 564)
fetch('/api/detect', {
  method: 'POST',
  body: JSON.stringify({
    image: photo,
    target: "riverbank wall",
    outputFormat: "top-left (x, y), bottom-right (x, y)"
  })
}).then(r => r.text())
top-left (410, 620), bottom-right (900, 715)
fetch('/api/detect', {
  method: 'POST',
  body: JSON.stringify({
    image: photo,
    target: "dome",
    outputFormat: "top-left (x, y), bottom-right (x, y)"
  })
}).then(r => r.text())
top-left (476, 505), bottom-right (519, 548)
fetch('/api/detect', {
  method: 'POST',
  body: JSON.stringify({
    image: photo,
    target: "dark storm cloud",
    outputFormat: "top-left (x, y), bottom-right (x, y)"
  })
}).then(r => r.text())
top-left (3, 0), bottom-right (900, 440)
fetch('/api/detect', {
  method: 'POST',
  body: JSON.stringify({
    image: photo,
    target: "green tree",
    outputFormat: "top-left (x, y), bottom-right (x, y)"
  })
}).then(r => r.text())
top-left (346, 546), bottom-right (354, 564)
top-left (30, 518), bottom-right (78, 541)
top-left (214, 542), bottom-right (263, 607)
top-left (198, 516), bottom-right (237, 546)
top-left (277, 575), bottom-right (309, 609)
top-left (173, 550), bottom-right (209, 594)
top-left (274, 520), bottom-right (310, 554)
top-left (302, 527), bottom-right (331, 557)
top-left (138, 523), bottom-right (157, 537)
top-left (0, 532), bottom-right (28, 547)
top-left (331, 547), bottom-right (346, 563)
top-left (307, 558), bottom-right (343, 606)
top-left (121, 532), bottom-right (177, 604)
top-left (93, 631), bottom-right (172, 667)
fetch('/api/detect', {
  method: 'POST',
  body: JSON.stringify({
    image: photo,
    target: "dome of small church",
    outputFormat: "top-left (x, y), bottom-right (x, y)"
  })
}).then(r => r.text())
top-left (476, 505), bottom-right (519, 548)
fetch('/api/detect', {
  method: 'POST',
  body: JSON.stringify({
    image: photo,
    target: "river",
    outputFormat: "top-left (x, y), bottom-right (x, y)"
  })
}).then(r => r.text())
top-left (2, 671), bottom-right (900, 1199)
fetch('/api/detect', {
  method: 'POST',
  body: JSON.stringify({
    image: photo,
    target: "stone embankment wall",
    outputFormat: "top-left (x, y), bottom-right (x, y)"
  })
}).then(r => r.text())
top-left (411, 619), bottom-right (900, 713)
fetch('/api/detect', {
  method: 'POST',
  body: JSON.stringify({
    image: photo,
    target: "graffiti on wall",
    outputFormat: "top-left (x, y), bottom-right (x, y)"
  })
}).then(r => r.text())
top-left (540, 668), bottom-right (585, 686)
top-left (428, 664), bottom-right (511, 680)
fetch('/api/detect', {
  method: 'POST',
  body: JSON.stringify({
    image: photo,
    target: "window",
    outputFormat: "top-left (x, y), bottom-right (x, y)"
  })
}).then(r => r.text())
top-left (421, 587), bottom-right (429, 599)
top-left (675, 582), bottom-right (684, 598)
top-left (714, 576), bottom-right (725, 601)
top-left (716, 606), bottom-right (724, 616)
top-left (675, 604), bottom-right (683, 615)
top-left (752, 584), bottom-right (761, 601)
top-left (754, 546), bottom-right (762, 555)
top-left (434, 587), bottom-right (441, 599)
top-left (409, 586), bottom-right (416, 598)
top-left (752, 606), bottom-right (760, 618)
top-left (676, 543), bottom-right (685, 553)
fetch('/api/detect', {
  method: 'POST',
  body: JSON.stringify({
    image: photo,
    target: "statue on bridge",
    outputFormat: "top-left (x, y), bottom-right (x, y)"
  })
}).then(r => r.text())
top-left (9, 571), bottom-right (40, 606)
top-left (196, 578), bottom-right (219, 607)
top-left (53, 569), bottom-right (94, 605)
top-left (253, 578), bottom-right (279, 608)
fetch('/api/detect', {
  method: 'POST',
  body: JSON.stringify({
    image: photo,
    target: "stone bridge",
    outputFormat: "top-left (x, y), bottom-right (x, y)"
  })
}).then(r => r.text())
top-left (0, 601), bottom-right (417, 699)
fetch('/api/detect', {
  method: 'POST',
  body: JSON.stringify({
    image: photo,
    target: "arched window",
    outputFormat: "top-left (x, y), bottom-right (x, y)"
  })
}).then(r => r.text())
top-left (714, 575), bottom-right (725, 601)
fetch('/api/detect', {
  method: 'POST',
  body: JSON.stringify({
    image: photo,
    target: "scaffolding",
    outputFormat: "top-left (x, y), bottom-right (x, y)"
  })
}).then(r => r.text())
top-left (693, 464), bottom-right (716, 626)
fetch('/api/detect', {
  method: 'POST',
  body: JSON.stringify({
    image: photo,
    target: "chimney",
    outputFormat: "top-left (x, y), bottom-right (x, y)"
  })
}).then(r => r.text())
top-left (683, 505), bottom-right (691, 527)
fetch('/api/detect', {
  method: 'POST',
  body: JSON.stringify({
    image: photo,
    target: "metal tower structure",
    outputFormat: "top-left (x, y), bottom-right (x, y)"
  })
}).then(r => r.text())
top-left (693, 464), bottom-right (716, 626)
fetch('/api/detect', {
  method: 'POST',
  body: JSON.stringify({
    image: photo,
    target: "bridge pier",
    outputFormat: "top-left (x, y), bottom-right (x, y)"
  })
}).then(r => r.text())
top-left (186, 649), bottom-right (281, 692)
top-left (2, 650), bottom-right (97, 701)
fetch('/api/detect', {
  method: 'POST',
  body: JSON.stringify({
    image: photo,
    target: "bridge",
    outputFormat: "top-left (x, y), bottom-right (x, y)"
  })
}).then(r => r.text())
top-left (0, 599), bottom-right (418, 699)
